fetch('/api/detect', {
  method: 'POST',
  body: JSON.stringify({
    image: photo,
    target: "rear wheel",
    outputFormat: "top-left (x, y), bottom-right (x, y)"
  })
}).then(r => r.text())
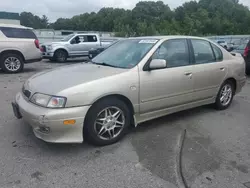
top-left (84, 98), bottom-right (131, 146)
top-left (215, 80), bottom-right (235, 110)
top-left (54, 50), bottom-right (67, 62)
top-left (0, 53), bottom-right (24, 73)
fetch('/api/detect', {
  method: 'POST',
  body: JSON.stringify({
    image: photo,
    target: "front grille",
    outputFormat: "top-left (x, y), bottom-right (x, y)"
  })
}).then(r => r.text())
top-left (22, 88), bottom-right (31, 99)
top-left (41, 45), bottom-right (46, 52)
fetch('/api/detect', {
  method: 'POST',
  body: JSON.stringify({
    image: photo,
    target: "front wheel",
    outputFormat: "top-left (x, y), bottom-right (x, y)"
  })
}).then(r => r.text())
top-left (54, 50), bottom-right (67, 62)
top-left (84, 98), bottom-right (131, 146)
top-left (215, 80), bottom-right (235, 110)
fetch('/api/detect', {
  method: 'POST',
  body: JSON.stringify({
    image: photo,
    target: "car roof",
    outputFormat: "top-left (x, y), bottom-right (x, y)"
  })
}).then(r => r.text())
top-left (0, 23), bottom-right (32, 29)
top-left (76, 33), bottom-right (99, 35)
top-left (128, 35), bottom-right (211, 40)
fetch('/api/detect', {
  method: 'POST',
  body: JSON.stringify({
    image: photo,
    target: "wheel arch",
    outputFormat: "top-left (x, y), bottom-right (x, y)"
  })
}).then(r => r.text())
top-left (85, 94), bottom-right (136, 127)
top-left (0, 50), bottom-right (25, 62)
top-left (54, 48), bottom-right (69, 57)
top-left (224, 77), bottom-right (237, 94)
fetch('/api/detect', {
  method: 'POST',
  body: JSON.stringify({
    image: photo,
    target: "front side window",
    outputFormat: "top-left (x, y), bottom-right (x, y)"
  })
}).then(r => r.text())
top-left (191, 39), bottom-right (215, 64)
top-left (0, 27), bottom-right (37, 39)
top-left (211, 43), bottom-right (223, 61)
top-left (92, 39), bottom-right (158, 69)
top-left (152, 39), bottom-right (190, 68)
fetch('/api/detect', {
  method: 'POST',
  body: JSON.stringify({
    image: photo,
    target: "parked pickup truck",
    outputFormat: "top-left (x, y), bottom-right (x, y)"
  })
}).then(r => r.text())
top-left (41, 33), bottom-right (109, 62)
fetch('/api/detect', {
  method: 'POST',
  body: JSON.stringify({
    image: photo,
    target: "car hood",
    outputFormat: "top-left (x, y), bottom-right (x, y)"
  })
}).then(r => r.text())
top-left (42, 41), bottom-right (68, 46)
top-left (26, 63), bottom-right (128, 95)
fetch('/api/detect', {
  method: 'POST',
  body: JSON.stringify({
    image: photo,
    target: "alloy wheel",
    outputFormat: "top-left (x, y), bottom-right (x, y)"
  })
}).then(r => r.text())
top-left (4, 57), bottom-right (21, 72)
top-left (220, 84), bottom-right (232, 106)
top-left (94, 106), bottom-right (125, 140)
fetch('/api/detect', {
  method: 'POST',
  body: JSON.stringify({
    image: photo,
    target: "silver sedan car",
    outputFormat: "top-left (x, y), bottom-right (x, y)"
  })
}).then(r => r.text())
top-left (12, 36), bottom-right (246, 146)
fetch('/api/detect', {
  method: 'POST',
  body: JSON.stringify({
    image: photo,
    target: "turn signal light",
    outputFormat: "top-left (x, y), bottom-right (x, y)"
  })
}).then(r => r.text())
top-left (63, 120), bottom-right (76, 125)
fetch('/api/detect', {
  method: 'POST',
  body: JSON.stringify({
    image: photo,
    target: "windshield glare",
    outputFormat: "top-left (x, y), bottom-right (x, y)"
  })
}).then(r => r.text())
top-left (61, 34), bottom-right (75, 41)
top-left (92, 39), bottom-right (158, 69)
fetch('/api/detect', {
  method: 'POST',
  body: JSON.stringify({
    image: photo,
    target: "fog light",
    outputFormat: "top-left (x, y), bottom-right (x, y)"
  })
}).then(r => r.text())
top-left (39, 126), bottom-right (50, 133)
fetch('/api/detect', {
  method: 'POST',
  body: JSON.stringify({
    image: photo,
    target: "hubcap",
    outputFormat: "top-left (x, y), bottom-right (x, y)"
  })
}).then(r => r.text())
top-left (94, 107), bottom-right (125, 140)
top-left (57, 52), bottom-right (66, 61)
top-left (220, 84), bottom-right (232, 106)
top-left (4, 57), bottom-right (21, 71)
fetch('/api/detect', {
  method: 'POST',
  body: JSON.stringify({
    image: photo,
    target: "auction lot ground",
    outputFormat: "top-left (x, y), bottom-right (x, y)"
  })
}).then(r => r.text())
top-left (0, 60), bottom-right (250, 188)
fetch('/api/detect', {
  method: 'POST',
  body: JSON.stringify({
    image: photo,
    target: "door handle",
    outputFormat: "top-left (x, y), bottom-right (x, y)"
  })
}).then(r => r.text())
top-left (220, 67), bottom-right (225, 71)
top-left (184, 72), bottom-right (192, 76)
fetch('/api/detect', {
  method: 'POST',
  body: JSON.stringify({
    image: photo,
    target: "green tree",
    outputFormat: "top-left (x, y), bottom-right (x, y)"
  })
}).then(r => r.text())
top-left (20, 0), bottom-right (250, 36)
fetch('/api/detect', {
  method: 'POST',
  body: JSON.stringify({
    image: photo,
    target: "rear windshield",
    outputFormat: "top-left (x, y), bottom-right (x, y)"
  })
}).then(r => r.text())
top-left (0, 27), bottom-right (37, 39)
top-left (247, 40), bottom-right (250, 47)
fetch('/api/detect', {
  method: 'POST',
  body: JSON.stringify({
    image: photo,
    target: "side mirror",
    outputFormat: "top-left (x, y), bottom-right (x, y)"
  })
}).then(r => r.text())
top-left (149, 59), bottom-right (167, 70)
top-left (70, 39), bottom-right (76, 44)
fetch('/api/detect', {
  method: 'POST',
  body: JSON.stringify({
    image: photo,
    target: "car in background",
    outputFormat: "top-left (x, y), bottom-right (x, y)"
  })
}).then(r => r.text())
top-left (243, 40), bottom-right (250, 75)
top-left (13, 36), bottom-right (246, 146)
top-left (0, 24), bottom-right (42, 73)
top-left (41, 33), bottom-right (110, 62)
top-left (232, 43), bottom-right (247, 56)
top-left (217, 40), bottom-right (228, 49)
top-left (88, 39), bottom-right (120, 59)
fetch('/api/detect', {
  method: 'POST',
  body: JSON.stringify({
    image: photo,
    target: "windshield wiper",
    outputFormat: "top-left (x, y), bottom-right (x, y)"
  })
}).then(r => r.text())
top-left (94, 62), bottom-right (120, 68)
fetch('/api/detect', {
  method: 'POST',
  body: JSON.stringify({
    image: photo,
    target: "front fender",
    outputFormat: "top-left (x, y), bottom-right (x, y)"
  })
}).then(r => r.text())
top-left (51, 45), bottom-right (69, 53)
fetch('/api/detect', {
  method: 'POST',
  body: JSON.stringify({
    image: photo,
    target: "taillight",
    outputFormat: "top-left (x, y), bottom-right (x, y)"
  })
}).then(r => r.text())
top-left (34, 39), bottom-right (40, 49)
top-left (244, 46), bottom-right (249, 57)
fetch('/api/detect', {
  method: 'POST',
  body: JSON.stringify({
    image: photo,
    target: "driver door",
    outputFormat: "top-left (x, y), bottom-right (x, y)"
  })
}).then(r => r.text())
top-left (139, 39), bottom-right (194, 116)
top-left (68, 35), bottom-right (88, 56)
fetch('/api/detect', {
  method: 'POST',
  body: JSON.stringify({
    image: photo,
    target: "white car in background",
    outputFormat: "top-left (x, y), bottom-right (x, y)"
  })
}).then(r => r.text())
top-left (41, 33), bottom-right (111, 62)
top-left (217, 40), bottom-right (228, 49)
top-left (0, 24), bottom-right (42, 73)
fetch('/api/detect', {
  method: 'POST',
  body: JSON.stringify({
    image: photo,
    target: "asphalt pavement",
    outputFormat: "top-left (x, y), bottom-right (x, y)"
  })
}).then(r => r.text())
top-left (0, 60), bottom-right (250, 188)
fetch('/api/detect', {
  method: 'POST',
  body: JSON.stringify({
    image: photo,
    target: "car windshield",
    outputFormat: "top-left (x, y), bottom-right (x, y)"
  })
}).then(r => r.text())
top-left (92, 39), bottom-right (158, 69)
top-left (61, 34), bottom-right (75, 41)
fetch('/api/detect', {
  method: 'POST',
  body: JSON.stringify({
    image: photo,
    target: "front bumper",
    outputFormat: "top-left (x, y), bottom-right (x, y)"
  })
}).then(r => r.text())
top-left (15, 92), bottom-right (90, 143)
top-left (42, 52), bottom-right (54, 59)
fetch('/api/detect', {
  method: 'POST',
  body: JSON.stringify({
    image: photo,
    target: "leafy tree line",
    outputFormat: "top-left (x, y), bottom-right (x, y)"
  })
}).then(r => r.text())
top-left (20, 0), bottom-right (250, 37)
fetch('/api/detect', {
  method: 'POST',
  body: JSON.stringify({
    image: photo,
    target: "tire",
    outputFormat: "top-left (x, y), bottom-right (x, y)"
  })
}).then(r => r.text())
top-left (54, 50), bottom-right (67, 62)
top-left (214, 80), bottom-right (235, 110)
top-left (49, 57), bottom-right (56, 62)
top-left (84, 98), bottom-right (131, 146)
top-left (0, 53), bottom-right (24, 73)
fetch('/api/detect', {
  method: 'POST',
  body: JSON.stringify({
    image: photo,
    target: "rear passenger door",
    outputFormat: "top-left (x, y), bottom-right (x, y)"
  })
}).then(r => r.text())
top-left (190, 39), bottom-right (227, 101)
top-left (79, 35), bottom-right (99, 56)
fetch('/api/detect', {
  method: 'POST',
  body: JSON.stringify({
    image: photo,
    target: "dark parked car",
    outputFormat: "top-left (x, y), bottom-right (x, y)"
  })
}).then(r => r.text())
top-left (88, 40), bottom-right (120, 59)
top-left (88, 47), bottom-right (106, 59)
top-left (244, 40), bottom-right (250, 75)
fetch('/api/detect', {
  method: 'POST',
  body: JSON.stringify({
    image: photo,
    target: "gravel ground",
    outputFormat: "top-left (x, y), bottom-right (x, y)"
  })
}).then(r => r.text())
top-left (0, 60), bottom-right (250, 188)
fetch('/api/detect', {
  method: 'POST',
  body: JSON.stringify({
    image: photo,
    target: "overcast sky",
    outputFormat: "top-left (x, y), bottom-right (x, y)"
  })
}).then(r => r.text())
top-left (1, 0), bottom-right (250, 22)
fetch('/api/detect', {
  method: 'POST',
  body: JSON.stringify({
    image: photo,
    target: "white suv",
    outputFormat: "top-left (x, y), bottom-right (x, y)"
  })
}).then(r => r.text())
top-left (0, 24), bottom-right (42, 73)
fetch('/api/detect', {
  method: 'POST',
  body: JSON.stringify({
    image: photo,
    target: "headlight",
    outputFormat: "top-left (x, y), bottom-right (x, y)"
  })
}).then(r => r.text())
top-left (30, 93), bottom-right (66, 108)
top-left (47, 45), bottom-right (53, 51)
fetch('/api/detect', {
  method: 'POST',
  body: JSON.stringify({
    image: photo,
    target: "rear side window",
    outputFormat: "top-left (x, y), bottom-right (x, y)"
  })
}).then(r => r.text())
top-left (0, 27), bottom-right (37, 39)
top-left (87, 35), bottom-right (97, 42)
top-left (191, 39), bottom-right (215, 64)
top-left (211, 44), bottom-right (223, 61)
